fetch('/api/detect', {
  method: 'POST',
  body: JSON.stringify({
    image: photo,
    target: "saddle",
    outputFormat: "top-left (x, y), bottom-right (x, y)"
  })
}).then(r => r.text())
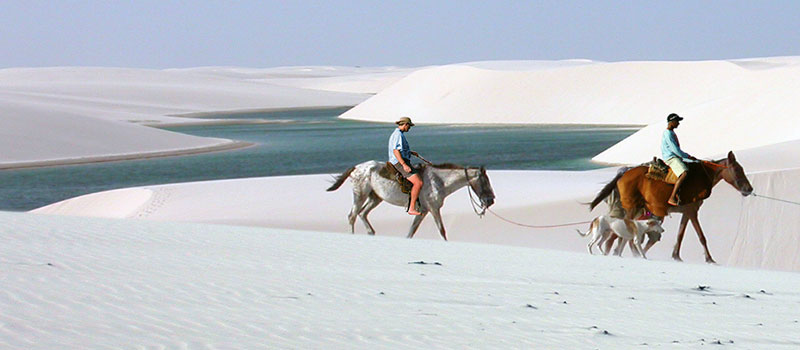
top-left (380, 162), bottom-right (423, 212)
top-left (380, 162), bottom-right (414, 194)
top-left (644, 157), bottom-right (678, 184)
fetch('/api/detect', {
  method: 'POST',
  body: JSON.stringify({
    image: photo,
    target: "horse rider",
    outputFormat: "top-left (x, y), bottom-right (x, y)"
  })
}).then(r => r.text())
top-left (662, 113), bottom-right (697, 206)
top-left (389, 116), bottom-right (423, 215)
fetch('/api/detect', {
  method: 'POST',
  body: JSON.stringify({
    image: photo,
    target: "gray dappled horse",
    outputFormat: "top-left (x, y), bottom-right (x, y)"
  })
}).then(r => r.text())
top-left (327, 161), bottom-right (495, 240)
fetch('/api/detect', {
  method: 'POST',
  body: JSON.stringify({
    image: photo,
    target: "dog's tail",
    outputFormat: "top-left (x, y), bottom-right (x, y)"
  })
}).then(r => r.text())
top-left (575, 219), bottom-right (596, 237)
top-left (326, 166), bottom-right (355, 192)
top-left (589, 167), bottom-right (628, 211)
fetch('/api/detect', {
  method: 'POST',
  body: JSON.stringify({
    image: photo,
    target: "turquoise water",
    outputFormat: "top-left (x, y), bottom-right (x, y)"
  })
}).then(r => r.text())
top-left (0, 107), bottom-right (636, 211)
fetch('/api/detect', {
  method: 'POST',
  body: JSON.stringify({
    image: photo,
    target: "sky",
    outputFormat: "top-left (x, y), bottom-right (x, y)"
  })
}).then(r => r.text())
top-left (2, 0), bottom-right (799, 69)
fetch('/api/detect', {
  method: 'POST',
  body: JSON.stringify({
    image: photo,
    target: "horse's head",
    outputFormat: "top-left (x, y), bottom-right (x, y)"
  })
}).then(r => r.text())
top-left (467, 166), bottom-right (495, 208)
top-left (717, 151), bottom-right (753, 197)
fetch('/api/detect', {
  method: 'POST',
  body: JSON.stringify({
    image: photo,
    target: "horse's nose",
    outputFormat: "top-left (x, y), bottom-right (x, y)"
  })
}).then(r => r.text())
top-left (484, 197), bottom-right (495, 207)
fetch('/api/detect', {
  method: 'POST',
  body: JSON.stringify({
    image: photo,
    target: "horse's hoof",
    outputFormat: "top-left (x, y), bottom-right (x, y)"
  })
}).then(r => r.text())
top-left (672, 255), bottom-right (683, 262)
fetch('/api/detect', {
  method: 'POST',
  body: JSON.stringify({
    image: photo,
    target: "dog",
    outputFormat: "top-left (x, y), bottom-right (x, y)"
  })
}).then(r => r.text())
top-left (576, 215), bottom-right (664, 259)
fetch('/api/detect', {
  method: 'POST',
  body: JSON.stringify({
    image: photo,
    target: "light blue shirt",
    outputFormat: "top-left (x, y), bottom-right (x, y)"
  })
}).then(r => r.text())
top-left (388, 128), bottom-right (410, 164)
top-left (661, 129), bottom-right (691, 161)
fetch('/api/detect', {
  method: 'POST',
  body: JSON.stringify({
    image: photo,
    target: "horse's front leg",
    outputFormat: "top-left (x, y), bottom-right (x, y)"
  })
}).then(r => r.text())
top-left (406, 212), bottom-right (428, 239)
top-left (689, 213), bottom-right (715, 264)
top-left (644, 236), bottom-right (658, 253)
top-left (631, 238), bottom-right (647, 259)
top-left (429, 207), bottom-right (447, 241)
top-left (672, 213), bottom-right (690, 262)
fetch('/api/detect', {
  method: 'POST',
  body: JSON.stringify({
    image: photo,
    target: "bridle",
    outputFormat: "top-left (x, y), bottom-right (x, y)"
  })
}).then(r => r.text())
top-left (702, 160), bottom-right (750, 194)
top-left (464, 168), bottom-right (489, 217)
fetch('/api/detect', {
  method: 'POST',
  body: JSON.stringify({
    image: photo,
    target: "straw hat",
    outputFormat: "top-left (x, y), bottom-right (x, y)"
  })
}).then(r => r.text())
top-left (395, 117), bottom-right (415, 126)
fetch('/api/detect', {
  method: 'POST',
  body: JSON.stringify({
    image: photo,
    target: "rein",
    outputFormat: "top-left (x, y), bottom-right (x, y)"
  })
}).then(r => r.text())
top-left (700, 160), bottom-right (726, 183)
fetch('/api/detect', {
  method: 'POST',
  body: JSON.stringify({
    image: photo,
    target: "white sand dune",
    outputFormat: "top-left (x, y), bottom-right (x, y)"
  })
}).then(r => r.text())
top-left (6, 58), bottom-right (800, 347)
top-left (4, 211), bottom-right (800, 349)
top-left (340, 57), bottom-right (800, 166)
top-left (0, 66), bottom-right (405, 168)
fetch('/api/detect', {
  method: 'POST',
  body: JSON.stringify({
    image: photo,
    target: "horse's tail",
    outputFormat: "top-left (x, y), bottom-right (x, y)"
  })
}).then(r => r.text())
top-left (326, 166), bottom-right (356, 191)
top-left (589, 167), bottom-right (628, 211)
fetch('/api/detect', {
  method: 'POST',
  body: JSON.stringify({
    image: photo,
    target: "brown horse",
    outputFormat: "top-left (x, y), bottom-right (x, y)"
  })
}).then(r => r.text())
top-left (590, 151), bottom-right (753, 263)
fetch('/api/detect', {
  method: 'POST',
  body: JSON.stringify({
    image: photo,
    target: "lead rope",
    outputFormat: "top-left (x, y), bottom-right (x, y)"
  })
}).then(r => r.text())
top-left (486, 207), bottom-right (593, 228)
top-left (464, 168), bottom-right (592, 228)
top-left (751, 193), bottom-right (800, 206)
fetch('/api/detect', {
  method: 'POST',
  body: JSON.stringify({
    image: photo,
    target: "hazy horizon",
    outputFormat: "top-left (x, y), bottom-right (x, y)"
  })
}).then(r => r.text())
top-left (2, 1), bottom-right (799, 69)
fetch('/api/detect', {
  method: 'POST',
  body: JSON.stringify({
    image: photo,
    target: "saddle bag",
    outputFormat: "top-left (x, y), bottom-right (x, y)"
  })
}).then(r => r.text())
top-left (645, 157), bottom-right (678, 184)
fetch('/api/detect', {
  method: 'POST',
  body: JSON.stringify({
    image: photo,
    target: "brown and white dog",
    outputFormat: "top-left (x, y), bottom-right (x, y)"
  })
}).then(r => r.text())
top-left (576, 215), bottom-right (664, 259)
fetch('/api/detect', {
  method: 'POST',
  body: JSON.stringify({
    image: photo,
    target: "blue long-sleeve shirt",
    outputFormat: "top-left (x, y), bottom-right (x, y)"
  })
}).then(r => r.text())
top-left (661, 129), bottom-right (691, 160)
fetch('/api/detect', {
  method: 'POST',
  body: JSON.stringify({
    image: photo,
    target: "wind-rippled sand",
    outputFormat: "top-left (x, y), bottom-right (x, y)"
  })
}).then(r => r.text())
top-left (2, 211), bottom-right (799, 349)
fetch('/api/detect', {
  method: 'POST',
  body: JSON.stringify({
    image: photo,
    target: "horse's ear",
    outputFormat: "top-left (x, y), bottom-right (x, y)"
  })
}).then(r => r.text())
top-left (727, 151), bottom-right (736, 163)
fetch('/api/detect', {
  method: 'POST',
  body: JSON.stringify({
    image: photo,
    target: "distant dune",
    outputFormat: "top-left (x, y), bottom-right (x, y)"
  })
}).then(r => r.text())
top-left (340, 58), bottom-right (800, 165)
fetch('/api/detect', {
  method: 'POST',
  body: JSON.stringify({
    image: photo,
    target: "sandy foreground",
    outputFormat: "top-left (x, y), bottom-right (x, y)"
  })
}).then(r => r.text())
top-left (3, 60), bottom-right (800, 348)
top-left (3, 210), bottom-right (800, 349)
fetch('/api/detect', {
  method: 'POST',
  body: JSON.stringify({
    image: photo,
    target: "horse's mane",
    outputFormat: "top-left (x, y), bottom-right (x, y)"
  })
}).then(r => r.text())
top-left (429, 163), bottom-right (465, 170)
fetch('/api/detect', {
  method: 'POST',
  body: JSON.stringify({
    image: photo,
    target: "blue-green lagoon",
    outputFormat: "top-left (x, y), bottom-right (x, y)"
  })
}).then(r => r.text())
top-left (0, 107), bottom-right (637, 211)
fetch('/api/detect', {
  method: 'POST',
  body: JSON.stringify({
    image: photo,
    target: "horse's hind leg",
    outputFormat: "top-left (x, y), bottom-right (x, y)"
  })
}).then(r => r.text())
top-left (348, 190), bottom-right (369, 234)
top-left (672, 214), bottom-right (691, 262)
top-left (406, 212), bottom-right (428, 239)
top-left (602, 235), bottom-right (616, 255)
top-left (613, 239), bottom-right (626, 256)
top-left (359, 192), bottom-right (382, 235)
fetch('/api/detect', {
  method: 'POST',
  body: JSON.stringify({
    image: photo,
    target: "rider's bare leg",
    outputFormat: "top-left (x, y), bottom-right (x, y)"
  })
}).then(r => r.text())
top-left (408, 174), bottom-right (423, 215)
top-left (668, 172), bottom-right (687, 206)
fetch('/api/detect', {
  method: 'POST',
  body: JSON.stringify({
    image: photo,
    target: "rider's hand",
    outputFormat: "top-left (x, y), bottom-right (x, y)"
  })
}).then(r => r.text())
top-left (403, 164), bottom-right (412, 173)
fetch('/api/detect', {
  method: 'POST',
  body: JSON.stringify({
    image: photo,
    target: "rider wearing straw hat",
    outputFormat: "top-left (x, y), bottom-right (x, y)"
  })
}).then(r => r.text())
top-left (389, 116), bottom-right (423, 215)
